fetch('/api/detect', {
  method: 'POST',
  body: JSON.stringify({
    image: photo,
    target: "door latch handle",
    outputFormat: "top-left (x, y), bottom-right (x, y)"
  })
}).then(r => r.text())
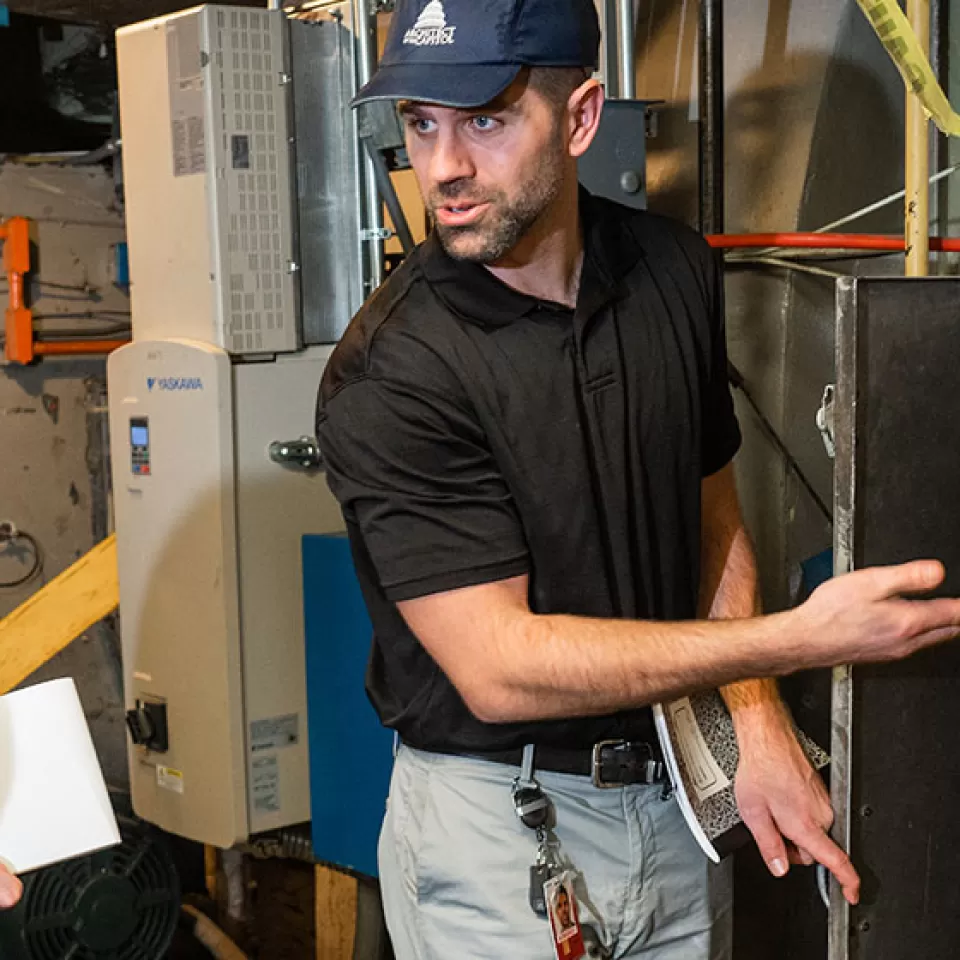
top-left (268, 436), bottom-right (323, 470)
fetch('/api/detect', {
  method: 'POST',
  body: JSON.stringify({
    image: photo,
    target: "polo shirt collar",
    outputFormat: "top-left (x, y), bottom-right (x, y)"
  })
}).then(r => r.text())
top-left (420, 232), bottom-right (537, 327)
top-left (420, 190), bottom-right (644, 329)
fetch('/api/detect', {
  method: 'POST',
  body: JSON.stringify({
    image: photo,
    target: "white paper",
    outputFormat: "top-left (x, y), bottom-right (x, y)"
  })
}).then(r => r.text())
top-left (0, 678), bottom-right (120, 874)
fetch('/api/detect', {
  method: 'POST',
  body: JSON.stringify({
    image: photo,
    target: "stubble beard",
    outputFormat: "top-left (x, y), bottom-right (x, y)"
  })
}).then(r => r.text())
top-left (432, 134), bottom-right (566, 264)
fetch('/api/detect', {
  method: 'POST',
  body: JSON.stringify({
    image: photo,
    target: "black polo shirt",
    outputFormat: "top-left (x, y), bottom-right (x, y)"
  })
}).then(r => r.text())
top-left (316, 191), bottom-right (741, 756)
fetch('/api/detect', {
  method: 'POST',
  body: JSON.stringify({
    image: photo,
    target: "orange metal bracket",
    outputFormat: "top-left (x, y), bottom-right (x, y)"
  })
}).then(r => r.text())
top-left (1, 217), bottom-right (34, 365)
top-left (1, 218), bottom-right (129, 363)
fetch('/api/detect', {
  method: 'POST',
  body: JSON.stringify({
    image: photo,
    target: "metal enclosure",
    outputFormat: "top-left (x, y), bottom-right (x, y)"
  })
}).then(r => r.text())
top-left (577, 100), bottom-right (653, 210)
top-left (291, 10), bottom-right (367, 344)
top-left (109, 340), bottom-right (247, 847)
top-left (112, 3), bottom-right (369, 847)
top-left (117, 6), bottom-right (300, 355)
top-left (831, 277), bottom-right (960, 960)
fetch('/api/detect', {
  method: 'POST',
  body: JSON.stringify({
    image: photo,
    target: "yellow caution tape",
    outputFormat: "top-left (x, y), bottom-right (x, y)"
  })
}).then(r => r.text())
top-left (856, 0), bottom-right (960, 136)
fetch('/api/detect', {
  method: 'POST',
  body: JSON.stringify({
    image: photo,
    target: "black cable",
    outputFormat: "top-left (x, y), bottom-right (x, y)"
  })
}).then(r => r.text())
top-left (0, 529), bottom-right (43, 589)
top-left (726, 250), bottom-right (900, 265)
top-left (35, 280), bottom-right (99, 293)
top-left (727, 361), bottom-right (833, 525)
top-left (32, 310), bottom-right (131, 321)
top-left (33, 321), bottom-right (132, 339)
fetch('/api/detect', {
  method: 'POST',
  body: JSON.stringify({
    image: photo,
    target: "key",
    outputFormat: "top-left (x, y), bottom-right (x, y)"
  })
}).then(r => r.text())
top-left (513, 784), bottom-right (550, 830)
top-left (529, 860), bottom-right (553, 917)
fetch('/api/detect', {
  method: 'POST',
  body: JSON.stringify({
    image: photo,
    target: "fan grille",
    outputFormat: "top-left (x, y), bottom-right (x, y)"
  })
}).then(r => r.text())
top-left (19, 819), bottom-right (179, 960)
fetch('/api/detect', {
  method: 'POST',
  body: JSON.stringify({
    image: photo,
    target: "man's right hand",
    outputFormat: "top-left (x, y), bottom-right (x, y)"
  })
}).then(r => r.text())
top-left (0, 863), bottom-right (22, 909)
top-left (793, 560), bottom-right (960, 669)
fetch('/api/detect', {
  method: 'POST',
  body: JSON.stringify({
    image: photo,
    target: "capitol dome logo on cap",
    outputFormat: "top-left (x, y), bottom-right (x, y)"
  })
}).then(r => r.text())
top-left (352, 0), bottom-right (601, 110)
top-left (404, 0), bottom-right (456, 46)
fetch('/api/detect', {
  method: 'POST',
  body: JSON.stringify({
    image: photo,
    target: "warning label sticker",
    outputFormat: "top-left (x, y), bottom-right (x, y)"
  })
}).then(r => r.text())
top-left (156, 765), bottom-right (185, 795)
top-left (250, 713), bottom-right (299, 753)
top-left (251, 755), bottom-right (280, 814)
top-left (166, 16), bottom-right (207, 177)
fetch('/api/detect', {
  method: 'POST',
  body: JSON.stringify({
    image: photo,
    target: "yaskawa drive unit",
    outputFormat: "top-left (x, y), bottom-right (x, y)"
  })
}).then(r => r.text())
top-left (111, 3), bottom-right (373, 848)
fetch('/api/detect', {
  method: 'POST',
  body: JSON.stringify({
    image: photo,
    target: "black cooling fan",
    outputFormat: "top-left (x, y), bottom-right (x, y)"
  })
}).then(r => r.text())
top-left (0, 815), bottom-right (180, 960)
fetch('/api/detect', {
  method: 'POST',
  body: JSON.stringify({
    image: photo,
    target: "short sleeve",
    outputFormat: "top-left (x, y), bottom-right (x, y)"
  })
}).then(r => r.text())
top-left (701, 249), bottom-right (742, 476)
top-left (317, 374), bottom-right (530, 602)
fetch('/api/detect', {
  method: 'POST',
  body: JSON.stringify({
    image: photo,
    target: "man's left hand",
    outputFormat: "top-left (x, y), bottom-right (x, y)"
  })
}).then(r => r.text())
top-left (734, 704), bottom-right (861, 906)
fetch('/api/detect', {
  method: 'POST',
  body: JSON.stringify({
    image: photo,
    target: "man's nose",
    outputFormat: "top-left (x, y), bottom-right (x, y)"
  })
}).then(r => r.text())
top-left (429, 128), bottom-right (475, 186)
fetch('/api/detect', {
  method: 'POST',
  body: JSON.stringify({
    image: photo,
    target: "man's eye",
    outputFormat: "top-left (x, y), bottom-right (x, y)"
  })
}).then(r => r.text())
top-left (405, 116), bottom-right (435, 134)
top-left (471, 115), bottom-right (499, 132)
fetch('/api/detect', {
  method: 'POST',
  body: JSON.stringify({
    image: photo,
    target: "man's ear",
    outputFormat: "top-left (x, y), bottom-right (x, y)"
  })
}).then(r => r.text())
top-left (567, 79), bottom-right (605, 159)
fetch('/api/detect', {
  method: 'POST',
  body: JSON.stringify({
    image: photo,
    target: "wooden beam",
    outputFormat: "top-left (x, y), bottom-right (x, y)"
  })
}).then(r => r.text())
top-left (315, 864), bottom-right (357, 960)
top-left (0, 534), bottom-right (119, 694)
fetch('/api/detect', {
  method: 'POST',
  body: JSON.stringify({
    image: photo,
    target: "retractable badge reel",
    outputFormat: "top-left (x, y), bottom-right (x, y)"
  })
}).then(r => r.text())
top-left (511, 747), bottom-right (557, 918)
top-left (511, 747), bottom-right (611, 960)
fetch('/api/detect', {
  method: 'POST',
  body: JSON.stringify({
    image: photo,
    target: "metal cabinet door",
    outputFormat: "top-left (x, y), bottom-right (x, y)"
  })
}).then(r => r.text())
top-left (831, 276), bottom-right (960, 960)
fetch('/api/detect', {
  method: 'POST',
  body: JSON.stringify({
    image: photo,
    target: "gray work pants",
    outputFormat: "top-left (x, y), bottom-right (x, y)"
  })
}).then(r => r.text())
top-left (379, 745), bottom-right (733, 959)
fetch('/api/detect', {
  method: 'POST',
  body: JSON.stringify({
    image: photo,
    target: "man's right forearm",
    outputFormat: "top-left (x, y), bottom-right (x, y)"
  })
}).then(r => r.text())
top-left (399, 563), bottom-right (960, 727)
top-left (472, 605), bottom-right (803, 724)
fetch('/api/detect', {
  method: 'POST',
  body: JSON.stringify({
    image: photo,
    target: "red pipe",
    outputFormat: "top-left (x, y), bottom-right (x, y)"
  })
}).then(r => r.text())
top-left (34, 339), bottom-right (129, 356)
top-left (706, 232), bottom-right (960, 252)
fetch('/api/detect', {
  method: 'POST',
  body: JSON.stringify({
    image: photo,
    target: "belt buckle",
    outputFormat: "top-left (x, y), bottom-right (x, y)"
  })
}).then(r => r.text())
top-left (591, 739), bottom-right (662, 788)
top-left (591, 739), bottom-right (627, 789)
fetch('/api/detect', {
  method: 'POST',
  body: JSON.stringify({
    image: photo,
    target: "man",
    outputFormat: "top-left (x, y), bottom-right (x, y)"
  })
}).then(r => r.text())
top-left (316, 1), bottom-right (960, 956)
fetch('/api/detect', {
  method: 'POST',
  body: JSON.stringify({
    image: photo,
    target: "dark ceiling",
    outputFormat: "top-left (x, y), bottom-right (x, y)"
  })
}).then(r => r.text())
top-left (8, 0), bottom-right (262, 27)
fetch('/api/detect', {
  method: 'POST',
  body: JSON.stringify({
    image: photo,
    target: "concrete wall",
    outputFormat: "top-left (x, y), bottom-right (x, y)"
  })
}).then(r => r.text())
top-left (0, 161), bottom-right (129, 787)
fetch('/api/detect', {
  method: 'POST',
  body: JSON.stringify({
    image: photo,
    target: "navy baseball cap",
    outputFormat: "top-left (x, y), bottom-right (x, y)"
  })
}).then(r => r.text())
top-left (352, 0), bottom-right (601, 109)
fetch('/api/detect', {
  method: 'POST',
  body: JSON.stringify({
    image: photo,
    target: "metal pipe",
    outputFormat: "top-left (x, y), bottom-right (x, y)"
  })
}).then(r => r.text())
top-left (33, 339), bottom-right (129, 356)
top-left (698, 0), bottom-right (724, 234)
top-left (617, 0), bottom-right (635, 99)
top-left (602, 0), bottom-right (620, 99)
top-left (930, 0), bottom-right (948, 240)
top-left (905, 0), bottom-right (930, 276)
top-left (364, 140), bottom-right (416, 256)
top-left (707, 232), bottom-right (960, 252)
top-left (352, 0), bottom-right (385, 292)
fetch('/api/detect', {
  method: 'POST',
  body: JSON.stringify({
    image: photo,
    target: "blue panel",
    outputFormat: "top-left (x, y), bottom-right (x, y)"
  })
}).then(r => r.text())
top-left (800, 548), bottom-right (833, 596)
top-left (0, 7), bottom-right (9, 27)
top-left (113, 242), bottom-right (129, 289)
top-left (302, 534), bottom-right (393, 877)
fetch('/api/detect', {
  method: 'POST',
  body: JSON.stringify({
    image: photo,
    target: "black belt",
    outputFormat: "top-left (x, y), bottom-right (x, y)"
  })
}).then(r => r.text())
top-left (458, 739), bottom-right (668, 789)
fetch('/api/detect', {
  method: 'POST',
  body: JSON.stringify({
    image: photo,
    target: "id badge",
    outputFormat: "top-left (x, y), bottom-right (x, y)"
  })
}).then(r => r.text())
top-left (544, 872), bottom-right (586, 960)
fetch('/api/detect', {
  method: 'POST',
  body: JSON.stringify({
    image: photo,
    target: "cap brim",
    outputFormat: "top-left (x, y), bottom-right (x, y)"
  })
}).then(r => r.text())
top-left (351, 62), bottom-right (523, 109)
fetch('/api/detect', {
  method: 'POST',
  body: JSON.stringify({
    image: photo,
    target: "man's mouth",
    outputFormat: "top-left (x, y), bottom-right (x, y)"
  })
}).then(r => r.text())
top-left (435, 201), bottom-right (490, 227)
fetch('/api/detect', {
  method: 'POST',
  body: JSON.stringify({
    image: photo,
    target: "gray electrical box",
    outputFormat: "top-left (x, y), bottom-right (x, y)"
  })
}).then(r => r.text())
top-left (578, 99), bottom-right (655, 210)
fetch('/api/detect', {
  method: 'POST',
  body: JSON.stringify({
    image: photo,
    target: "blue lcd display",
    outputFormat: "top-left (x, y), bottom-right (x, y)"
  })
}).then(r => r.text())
top-left (131, 425), bottom-right (149, 447)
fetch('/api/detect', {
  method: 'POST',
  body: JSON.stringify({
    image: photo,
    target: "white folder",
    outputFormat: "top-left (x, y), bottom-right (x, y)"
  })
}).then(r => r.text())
top-left (0, 678), bottom-right (121, 874)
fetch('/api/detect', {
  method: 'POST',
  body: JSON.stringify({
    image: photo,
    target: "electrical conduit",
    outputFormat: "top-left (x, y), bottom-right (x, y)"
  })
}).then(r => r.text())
top-left (706, 232), bottom-right (960, 252)
top-left (905, 0), bottom-right (931, 276)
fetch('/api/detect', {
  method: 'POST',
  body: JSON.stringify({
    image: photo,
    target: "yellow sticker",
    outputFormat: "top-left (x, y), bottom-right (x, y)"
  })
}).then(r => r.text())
top-left (856, 0), bottom-right (960, 137)
top-left (156, 765), bottom-right (184, 794)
